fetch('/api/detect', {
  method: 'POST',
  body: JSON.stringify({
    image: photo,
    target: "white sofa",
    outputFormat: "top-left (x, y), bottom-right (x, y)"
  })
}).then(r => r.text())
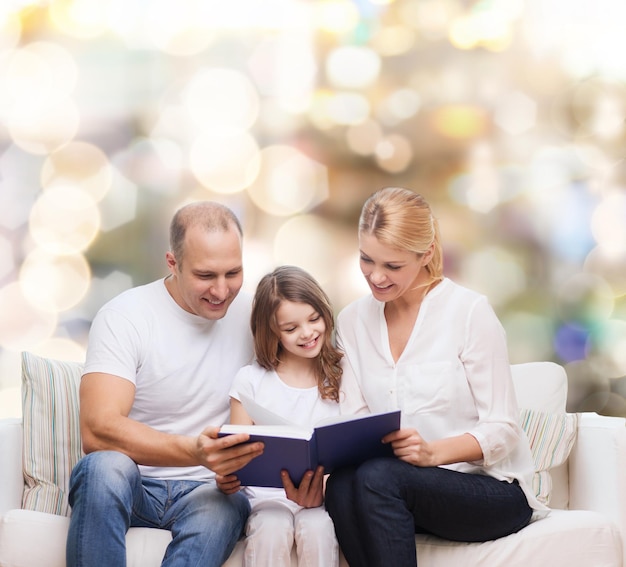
top-left (0, 355), bottom-right (625, 567)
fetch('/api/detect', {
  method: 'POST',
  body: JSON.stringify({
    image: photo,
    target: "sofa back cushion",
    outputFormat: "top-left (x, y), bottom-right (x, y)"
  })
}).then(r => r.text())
top-left (21, 351), bottom-right (84, 516)
top-left (511, 362), bottom-right (578, 507)
top-left (511, 362), bottom-right (567, 413)
top-left (19, 356), bottom-right (576, 516)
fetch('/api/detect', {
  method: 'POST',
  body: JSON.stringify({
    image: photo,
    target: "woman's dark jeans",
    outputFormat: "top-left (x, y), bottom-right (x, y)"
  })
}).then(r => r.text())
top-left (325, 458), bottom-right (532, 567)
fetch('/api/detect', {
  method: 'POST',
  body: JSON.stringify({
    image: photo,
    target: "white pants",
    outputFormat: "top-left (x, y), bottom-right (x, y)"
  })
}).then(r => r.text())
top-left (243, 497), bottom-right (339, 567)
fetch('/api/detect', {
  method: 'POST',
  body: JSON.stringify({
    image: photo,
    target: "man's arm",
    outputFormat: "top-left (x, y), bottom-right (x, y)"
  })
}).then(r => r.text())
top-left (80, 372), bottom-right (264, 475)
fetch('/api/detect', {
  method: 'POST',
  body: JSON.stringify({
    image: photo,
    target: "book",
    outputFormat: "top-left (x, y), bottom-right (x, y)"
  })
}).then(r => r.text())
top-left (219, 398), bottom-right (401, 488)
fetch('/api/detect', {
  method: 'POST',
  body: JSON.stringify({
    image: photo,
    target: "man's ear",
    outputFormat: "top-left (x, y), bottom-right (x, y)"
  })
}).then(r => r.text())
top-left (166, 251), bottom-right (177, 275)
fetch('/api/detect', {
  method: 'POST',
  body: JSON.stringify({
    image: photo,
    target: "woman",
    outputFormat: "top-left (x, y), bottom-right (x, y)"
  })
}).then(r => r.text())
top-left (325, 187), bottom-right (548, 567)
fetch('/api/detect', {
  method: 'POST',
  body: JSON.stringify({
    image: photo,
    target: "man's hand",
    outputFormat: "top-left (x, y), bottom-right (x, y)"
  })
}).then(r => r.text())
top-left (216, 473), bottom-right (243, 495)
top-left (197, 426), bottom-right (264, 476)
top-left (281, 465), bottom-right (325, 508)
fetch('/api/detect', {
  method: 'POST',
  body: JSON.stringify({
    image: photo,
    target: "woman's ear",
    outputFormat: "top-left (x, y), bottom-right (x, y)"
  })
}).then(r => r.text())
top-left (421, 242), bottom-right (435, 266)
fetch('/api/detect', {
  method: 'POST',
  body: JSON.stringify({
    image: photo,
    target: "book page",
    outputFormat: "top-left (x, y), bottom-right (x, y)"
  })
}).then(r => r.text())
top-left (220, 423), bottom-right (313, 440)
top-left (239, 393), bottom-right (296, 426)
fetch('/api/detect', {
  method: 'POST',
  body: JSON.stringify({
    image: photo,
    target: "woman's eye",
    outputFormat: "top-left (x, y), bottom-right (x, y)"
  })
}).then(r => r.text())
top-left (360, 256), bottom-right (372, 263)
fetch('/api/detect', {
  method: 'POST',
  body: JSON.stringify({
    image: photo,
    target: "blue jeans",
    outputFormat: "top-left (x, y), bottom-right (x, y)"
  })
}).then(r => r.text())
top-left (66, 451), bottom-right (250, 567)
top-left (325, 458), bottom-right (532, 567)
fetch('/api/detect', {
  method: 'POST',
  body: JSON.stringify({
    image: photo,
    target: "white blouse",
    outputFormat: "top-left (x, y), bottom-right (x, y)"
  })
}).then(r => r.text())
top-left (336, 277), bottom-right (548, 516)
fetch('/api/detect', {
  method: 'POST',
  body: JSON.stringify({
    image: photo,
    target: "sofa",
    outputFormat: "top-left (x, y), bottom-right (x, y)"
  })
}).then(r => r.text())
top-left (0, 352), bottom-right (625, 567)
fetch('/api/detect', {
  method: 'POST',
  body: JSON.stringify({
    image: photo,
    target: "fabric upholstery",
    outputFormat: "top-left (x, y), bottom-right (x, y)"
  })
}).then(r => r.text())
top-left (21, 352), bottom-right (83, 516)
top-left (519, 409), bottom-right (578, 505)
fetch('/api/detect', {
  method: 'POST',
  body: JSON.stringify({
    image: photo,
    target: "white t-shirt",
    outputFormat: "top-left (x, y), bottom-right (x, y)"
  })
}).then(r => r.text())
top-left (83, 277), bottom-right (254, 481)
top-left (230, 362), bottom-right (340, 505)
top-left (337, 277), bottom-right (548, 516)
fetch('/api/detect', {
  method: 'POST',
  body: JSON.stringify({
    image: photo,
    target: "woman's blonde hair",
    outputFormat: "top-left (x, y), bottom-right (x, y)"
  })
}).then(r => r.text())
top-left (359, 187), bottom-right (444, 285)
top-left (251, 265), bottom-right (342, 402)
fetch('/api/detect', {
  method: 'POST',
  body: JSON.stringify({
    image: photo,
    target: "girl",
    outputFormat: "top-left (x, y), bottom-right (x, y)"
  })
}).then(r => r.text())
top-left (219, 265), bottom-right (343, 567)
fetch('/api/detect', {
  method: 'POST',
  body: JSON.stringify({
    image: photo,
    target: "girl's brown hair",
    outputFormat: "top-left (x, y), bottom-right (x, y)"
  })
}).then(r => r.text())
top-left (359, 186), bottom-right (444, 287)
top-left (251, 265), bottom-right (342, 402)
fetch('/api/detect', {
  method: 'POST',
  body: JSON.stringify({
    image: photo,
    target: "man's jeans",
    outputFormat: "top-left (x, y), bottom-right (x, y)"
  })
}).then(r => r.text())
top-left (325, 458), bottom-right (533, 567)
top-left (66, 451), bottom-right (250, 567)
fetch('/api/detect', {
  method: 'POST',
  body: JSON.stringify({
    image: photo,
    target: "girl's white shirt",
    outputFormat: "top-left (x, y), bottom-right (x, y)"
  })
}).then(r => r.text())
top-left (230, 362), bottom-right (339, 506)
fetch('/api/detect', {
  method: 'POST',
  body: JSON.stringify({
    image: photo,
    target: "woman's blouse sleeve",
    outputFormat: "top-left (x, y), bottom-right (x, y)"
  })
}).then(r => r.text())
top-left (462, 297), bottom-right (522, 466)
top-left (336, 324), bottom-right (370, 416)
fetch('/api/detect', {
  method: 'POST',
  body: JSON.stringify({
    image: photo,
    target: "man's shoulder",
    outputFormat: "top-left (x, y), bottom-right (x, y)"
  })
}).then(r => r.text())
top-left (224, 289), bottom-right (253, 320)
top-left (100, 279), bottom-right (164, 309)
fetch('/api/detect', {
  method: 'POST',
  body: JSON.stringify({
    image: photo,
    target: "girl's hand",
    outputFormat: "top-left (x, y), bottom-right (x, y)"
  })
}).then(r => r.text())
top-left (281, 465), bottom-right (325, 508)
top-left (383, 428), bottom-right (437, 467)
top-left (215, 473), bottom-right (243, 495)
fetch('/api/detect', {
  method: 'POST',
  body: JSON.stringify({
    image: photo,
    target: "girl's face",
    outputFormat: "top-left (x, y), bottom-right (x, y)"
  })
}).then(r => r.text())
top-left (359, 232), bottom-right (431, 303)
top-left (275, 300), bottom-right (326, 361)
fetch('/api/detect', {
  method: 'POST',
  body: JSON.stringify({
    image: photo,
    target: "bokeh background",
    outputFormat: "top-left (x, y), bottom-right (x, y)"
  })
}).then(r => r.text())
top-left (1, 0), bottom-right (625, 419)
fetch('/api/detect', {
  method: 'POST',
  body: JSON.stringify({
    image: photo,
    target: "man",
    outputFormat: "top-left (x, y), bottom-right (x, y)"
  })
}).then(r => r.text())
top-left (67, 201), bottom-right (264, 567)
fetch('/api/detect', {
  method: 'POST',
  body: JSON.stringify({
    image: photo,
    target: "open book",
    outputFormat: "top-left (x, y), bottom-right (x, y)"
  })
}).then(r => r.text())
top-left (219, 395), bottom-right (401, 488)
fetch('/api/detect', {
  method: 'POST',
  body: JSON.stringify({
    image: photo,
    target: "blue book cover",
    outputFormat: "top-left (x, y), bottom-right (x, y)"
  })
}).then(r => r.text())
top-left (219, 408), bottom-right (401, 488)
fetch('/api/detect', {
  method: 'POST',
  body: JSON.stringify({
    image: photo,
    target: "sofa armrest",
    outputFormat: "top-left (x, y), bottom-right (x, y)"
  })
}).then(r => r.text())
top-left (0, 418), bottom-right (23, 515)
top-left (568, 412), bottom-right (626, 535)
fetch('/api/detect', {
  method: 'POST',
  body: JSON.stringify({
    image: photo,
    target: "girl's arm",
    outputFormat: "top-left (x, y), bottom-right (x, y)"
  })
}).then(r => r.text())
top-left (230, 397), bottom-right (254, 425)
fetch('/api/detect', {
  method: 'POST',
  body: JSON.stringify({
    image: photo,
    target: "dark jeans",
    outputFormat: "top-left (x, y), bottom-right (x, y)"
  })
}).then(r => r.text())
top-left (325, 458), bottom-right (532, 567)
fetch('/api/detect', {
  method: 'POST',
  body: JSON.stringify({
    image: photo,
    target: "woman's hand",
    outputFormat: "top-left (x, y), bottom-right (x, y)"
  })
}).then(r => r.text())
top-left (383, 429), bottom-right (483, 467)
top-left (281, 465), bottom-right (325, 508)
top-left (383, 428), bottom-right (437, 467)
top-left (215, 473), bottom-right (242, 495)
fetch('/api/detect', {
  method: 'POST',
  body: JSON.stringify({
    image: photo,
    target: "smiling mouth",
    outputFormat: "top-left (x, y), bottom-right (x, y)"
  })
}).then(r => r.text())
top-left (300, 336), bottom-right (319, 348)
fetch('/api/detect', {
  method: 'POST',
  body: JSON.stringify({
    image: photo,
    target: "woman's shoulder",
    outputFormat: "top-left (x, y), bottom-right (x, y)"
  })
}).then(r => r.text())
top-left (338, 294), bottom-right (379, 322)
top-left (436, 277), bottom-right (487, 304)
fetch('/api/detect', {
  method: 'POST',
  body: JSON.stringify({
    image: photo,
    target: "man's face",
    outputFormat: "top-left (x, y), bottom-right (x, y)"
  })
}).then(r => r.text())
top-left (166, 225), bottom-right (244, 320)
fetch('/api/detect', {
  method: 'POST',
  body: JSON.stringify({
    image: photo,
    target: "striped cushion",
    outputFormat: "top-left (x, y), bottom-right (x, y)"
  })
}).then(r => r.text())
top-left (519, 408), bottom-right (578, 505)
top-left (21, 351), bottom-right (84, 516)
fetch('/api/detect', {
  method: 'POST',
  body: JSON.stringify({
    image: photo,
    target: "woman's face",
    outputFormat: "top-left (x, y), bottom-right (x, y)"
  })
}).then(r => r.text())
top-left (359, 232), bottom-right (429, 303)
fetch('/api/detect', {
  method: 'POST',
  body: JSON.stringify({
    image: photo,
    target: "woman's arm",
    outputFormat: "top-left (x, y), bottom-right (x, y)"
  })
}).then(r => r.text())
top-left (461, 297), bottom-right (521, 466)
top-left (337, 335), bottom-right (370, 415)
top-left (384, 429), bottom-right (483, 467)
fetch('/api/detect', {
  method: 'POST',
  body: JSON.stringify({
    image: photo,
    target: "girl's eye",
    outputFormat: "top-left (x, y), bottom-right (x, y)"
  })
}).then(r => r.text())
top-left (311, 314), bottom-right (321, 322)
